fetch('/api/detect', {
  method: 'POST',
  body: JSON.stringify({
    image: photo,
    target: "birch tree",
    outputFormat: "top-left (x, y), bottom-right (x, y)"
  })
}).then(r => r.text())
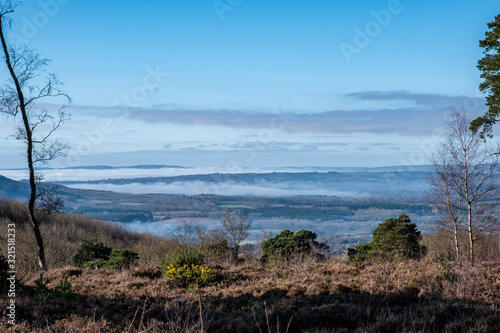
top-left (428, 109), bottom-right (500, 262)
top-left (0, 1), bottom-right (71, 270)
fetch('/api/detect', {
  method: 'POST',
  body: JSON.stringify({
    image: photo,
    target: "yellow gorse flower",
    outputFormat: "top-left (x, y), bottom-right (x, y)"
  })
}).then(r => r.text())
top-left (164, 263), bottom-right (215, 287)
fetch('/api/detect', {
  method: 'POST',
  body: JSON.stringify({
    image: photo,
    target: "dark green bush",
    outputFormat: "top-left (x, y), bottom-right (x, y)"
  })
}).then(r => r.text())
top-left (34, 274), bottom-right (49, 300)
top-left (163, 247), bottom-right (204, 268)
top-left (83, 258), bottom-right (109, 269)
top-left (261, 229), bottom-right (329, 262)
top-left (49, 276), bottom-right (74, 300)
top-left (34, 274), bottom-right (74, 300)
top-left (349, 214), bottom-right (424, 263)
top-left (73, 239), bottom-right (112, 267)
top-left (73, 239), bottom-right (138, 270)
top-left (203, 239), bottom-right (236, 264)
top-left (109, 249), bottom-right (139, 269)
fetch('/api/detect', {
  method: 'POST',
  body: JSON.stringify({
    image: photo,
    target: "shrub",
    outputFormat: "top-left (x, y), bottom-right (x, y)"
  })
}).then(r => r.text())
top-left (164, 247), bottom-right (204, 268)
top-left (110, 249), bottom-right (139, 269)
top-left (348, 243), bottom-right (372, 264)
top-left (163, 247), bottom-right (214, 288)
top-left (34, 274), bottom-right (50, 300)
top-left (50, 276), bottom-right (74, 300)
top-left (204, 239), bottom-right (229, 257)
top-left (260, 229), bottom-right (329, 262)
top-left (83, 258), bottom-right (110, 269)
top-left (74, 239), bottom-right (138, 270)
top-left (34, 274), bottom-right (74, 300)
top-left (349, 214), bottom-right (424, 263)
top-left (203, 239), bottom-right (236, 264)
top-left (73, 239), bottom-right (112, 267)
top-left (164, 263), bottom-right (215, 288)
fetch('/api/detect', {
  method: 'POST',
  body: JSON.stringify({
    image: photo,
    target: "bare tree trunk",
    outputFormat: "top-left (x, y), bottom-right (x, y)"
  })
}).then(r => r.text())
top-left (446, 180), bottom-right (461, 262)
top-left (453, 221), bottom-right (460, 262)
top-left (0, 10), bottom-right (47, 270)
top-left (468, 204), bottom-right (474, 262)
top-left (27, 153), bottom-right (47, 270)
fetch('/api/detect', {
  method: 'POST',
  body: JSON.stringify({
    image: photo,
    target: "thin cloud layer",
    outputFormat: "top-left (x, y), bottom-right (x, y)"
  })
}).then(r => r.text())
top-left (120, 91), bottom-right (484, 136)
top-left (345, 91), bottom-right (482, 107)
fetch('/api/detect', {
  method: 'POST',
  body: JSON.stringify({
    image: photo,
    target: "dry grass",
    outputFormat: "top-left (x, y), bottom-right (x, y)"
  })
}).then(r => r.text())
top-left (0, 199), bottom-right (177, 276)
top-left (0, 259), bottom-right (499, 332)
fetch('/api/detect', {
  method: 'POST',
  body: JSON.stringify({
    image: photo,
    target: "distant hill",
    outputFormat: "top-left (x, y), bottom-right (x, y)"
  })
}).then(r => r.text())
top-left (3, 164), bottom-right (186, 171)
top-left (0, 175), bottom-right (29, 199)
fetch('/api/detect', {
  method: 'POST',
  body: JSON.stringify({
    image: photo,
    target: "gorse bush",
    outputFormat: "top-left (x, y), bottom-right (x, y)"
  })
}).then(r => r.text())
top-left (164, 247), bottom-right (205, 268)
top-left (163, 246), bottom-right (214, 287)
top-left (164, 263), bottom-right (215, 288)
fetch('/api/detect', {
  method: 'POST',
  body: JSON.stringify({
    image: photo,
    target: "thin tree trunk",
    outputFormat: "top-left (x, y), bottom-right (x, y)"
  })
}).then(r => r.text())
top-left (0, 14), bottom-right (47, 270)
top-left (453, 222), bottom-right (460, 262)
top-left (462, 135), bottom-right (474, 263)
top-left (468, 204), bottom-right (474, 262)
top-left (445, 179), bottom-right (460, 262)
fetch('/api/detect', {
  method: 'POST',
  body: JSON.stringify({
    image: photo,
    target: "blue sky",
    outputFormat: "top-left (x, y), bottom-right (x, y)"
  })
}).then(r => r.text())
top-left (1, 0), bottom-right (500, 170)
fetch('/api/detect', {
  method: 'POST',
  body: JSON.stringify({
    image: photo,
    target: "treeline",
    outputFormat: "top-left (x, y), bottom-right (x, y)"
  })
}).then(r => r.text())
top-left (58, 170), bottom-right (429, 187)
top-left (54, 185), bottom-right (433, 223)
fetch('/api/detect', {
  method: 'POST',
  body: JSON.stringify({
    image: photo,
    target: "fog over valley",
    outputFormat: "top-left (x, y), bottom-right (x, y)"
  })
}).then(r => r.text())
top-left (0, 165), bottom-right (437, 252)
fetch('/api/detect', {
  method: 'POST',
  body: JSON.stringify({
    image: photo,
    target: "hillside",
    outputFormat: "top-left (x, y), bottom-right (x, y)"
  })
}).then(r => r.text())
top-left (1, 199), bottom-right (500, 332)
top-left (0, 175), bottom-right (28, 200)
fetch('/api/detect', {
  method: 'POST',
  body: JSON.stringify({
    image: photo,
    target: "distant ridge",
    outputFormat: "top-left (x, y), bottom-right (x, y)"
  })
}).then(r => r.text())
top-left (63, 165), bottom-right (187, 170)
top-left (322, 165), bottom-right (432, 173)
top-left (0, 175), bottom-right (29, 199)
top-left (2, 165), bottom-right (187, 171)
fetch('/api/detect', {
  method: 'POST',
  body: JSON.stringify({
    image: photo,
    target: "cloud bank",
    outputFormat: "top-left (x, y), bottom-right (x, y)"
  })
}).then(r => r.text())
top-left (117, 91), bottom-right (486, 136)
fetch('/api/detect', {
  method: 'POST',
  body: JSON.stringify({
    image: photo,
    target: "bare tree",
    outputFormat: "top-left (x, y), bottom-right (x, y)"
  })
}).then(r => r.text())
top-left (427, 148), bottom-right (463, 261)
top-left (171, 219), bottom-right (203, 247)
top-left (427, 109), bottom-right (500, 262)
top-left (220, 208), bottom-right (251, 256)
top-left (0, 2), bottom-right (71, 270)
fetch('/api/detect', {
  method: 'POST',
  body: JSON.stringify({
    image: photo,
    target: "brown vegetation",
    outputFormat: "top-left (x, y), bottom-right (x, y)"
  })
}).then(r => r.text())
top-left (0, 199), bottom-right (177, 276)
top-left (1, 259), bottom-right (500, 332)
top-left (1, 199), bottom-right (500, 332)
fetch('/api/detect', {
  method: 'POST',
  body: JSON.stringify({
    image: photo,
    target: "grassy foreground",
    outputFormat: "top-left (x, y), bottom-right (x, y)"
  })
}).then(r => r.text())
top-left (1, 259), bottom-right (500, 332)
